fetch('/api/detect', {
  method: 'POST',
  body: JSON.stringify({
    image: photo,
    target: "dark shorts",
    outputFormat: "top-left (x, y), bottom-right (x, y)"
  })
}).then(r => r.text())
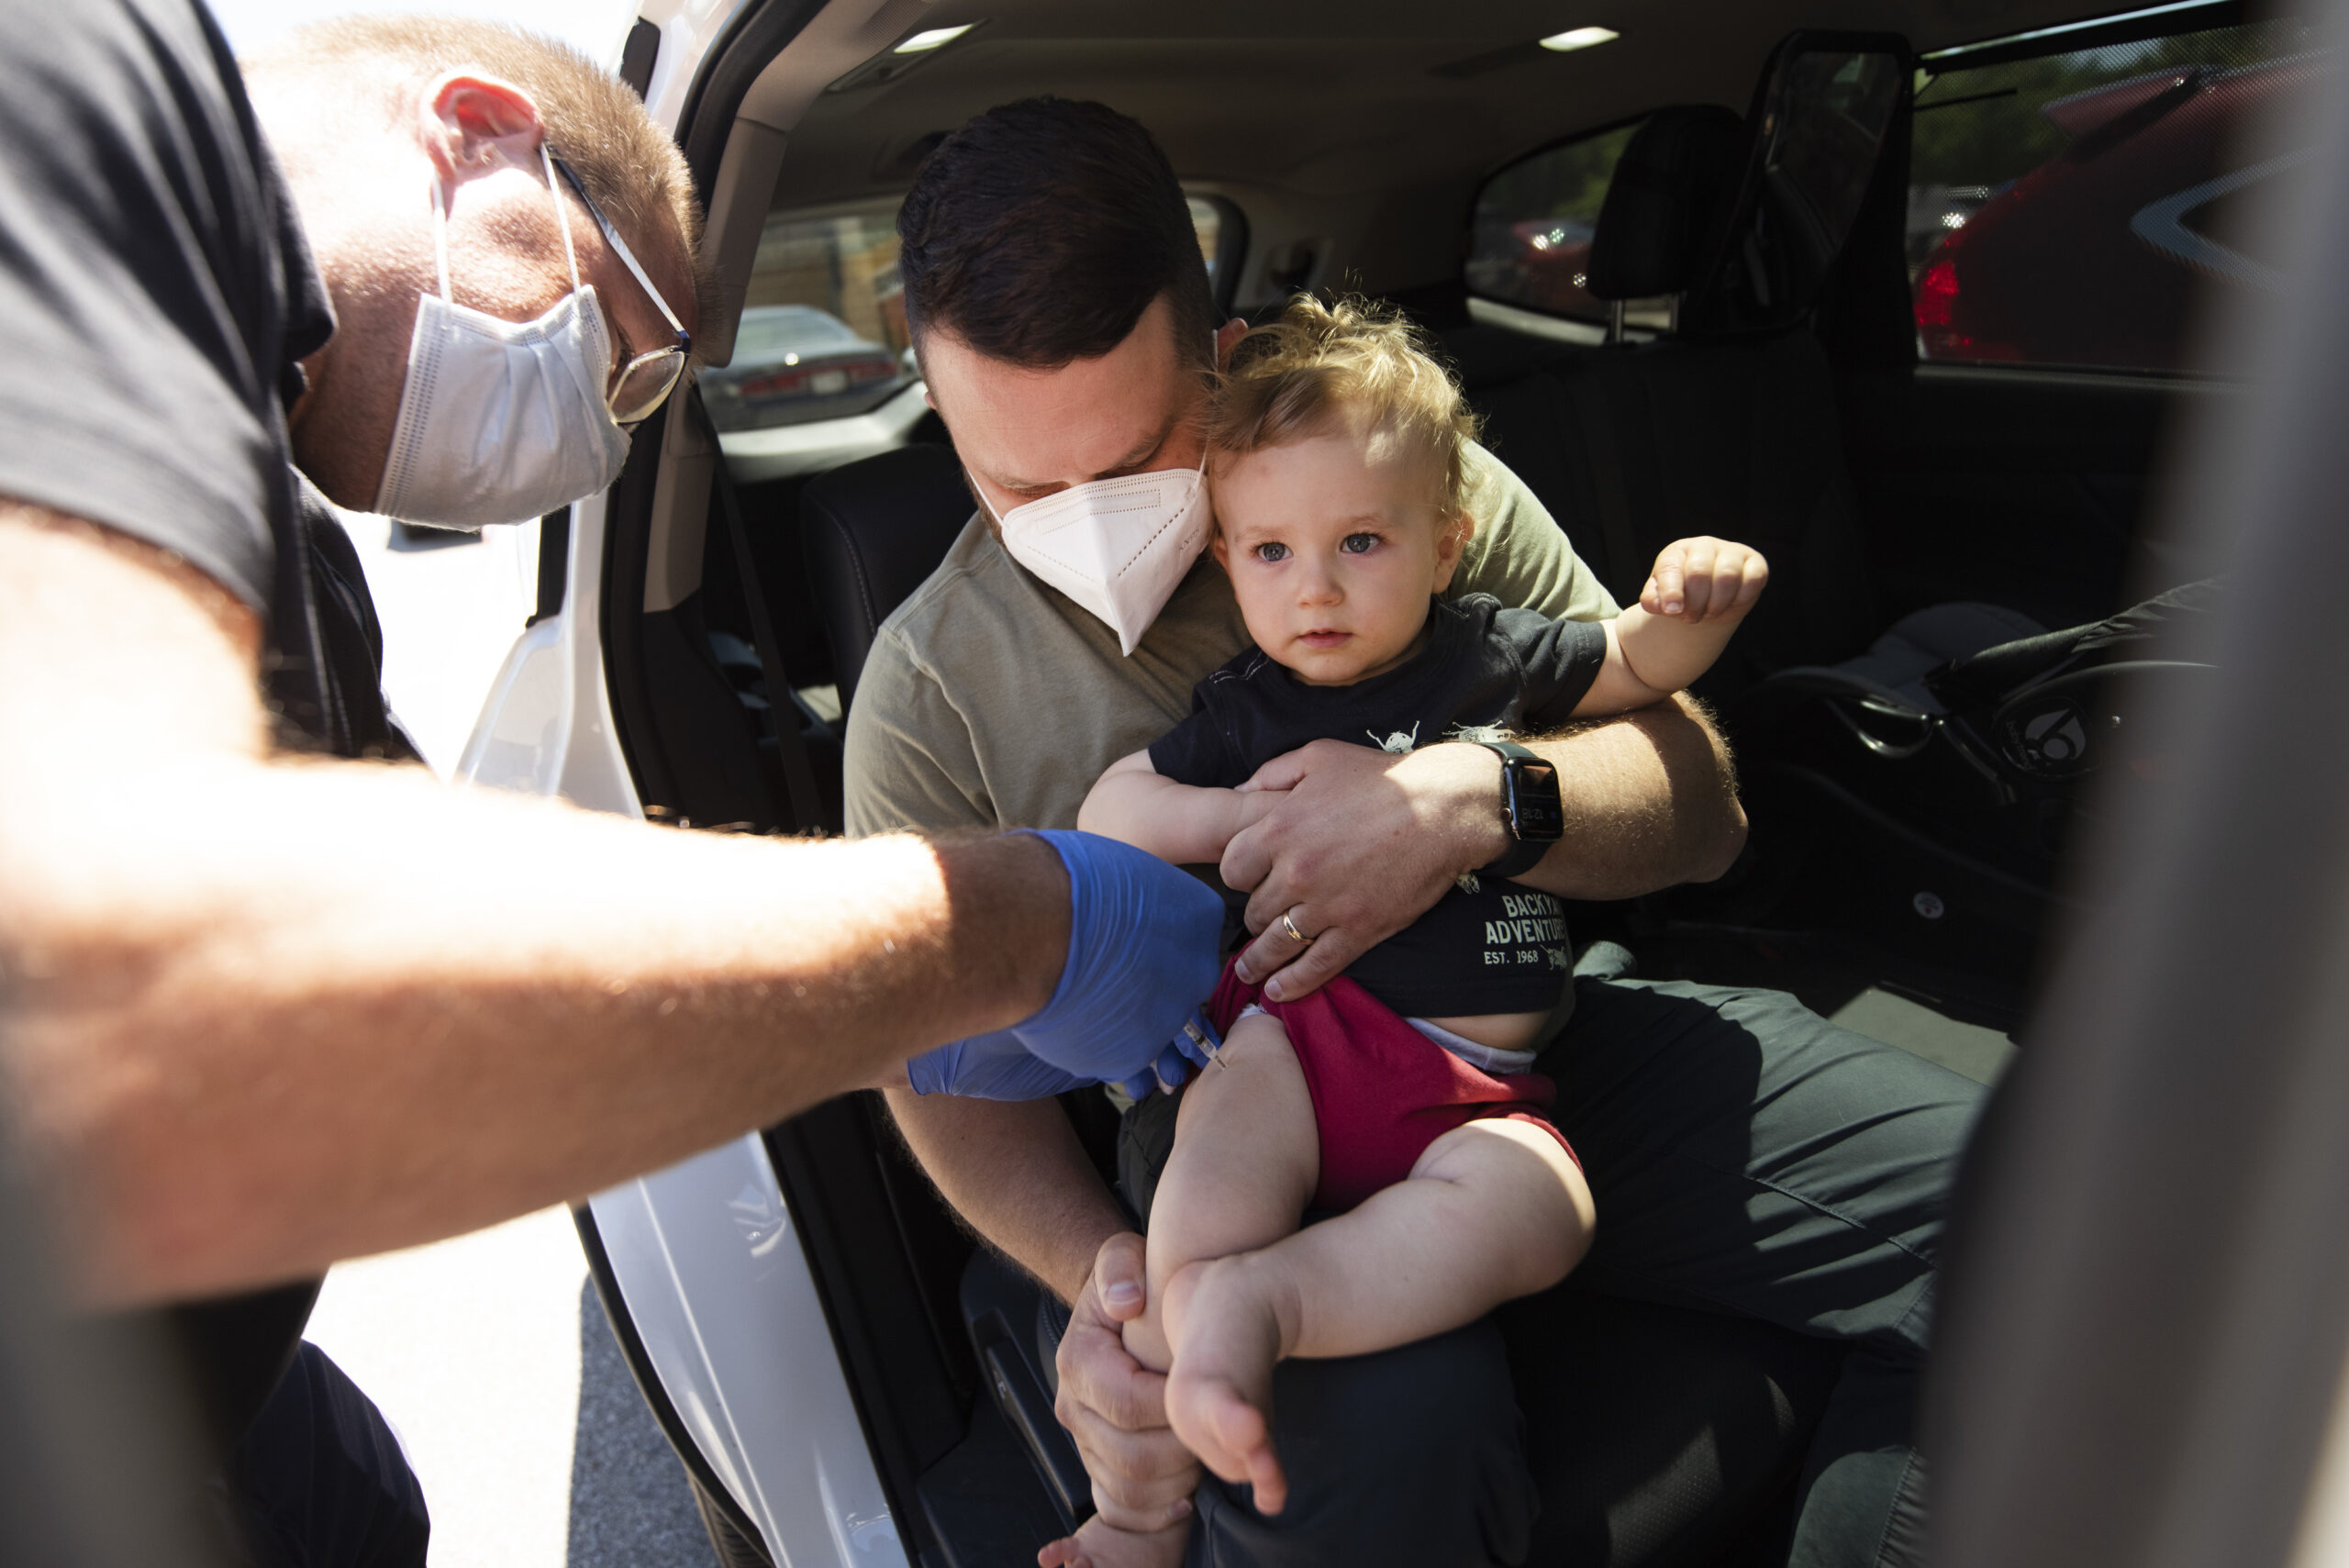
top-left (1206, 959), bottom-right (1577, 1212)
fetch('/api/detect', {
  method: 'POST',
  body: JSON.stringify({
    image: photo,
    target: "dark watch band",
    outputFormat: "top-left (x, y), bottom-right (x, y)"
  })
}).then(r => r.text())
top-left (1473, 740), bottom-right (1564, 879)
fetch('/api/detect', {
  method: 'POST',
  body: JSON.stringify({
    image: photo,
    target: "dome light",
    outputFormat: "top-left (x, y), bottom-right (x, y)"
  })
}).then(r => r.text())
top-left (895, 24), bottom-right (974, 53)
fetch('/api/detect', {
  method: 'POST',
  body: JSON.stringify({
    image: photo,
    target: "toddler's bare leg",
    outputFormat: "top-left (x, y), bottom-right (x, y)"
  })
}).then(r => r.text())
top-left (1127, 1013), bottom-right (1320, 1369)
top-left (1039, 1015), bottom-right (1318, 1568)
top-left (1162, 1118), bottom-right (1592, 1514)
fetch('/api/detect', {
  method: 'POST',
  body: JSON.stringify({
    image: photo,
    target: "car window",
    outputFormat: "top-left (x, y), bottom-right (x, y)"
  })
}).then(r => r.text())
top-left (709, 203), bottom-right (914, 434)
top-left (1465, 119), bottom-right (1653, 326)
top-left (715, 194), bottom-right (1243, 437)
top-left (1188, 195), bottom-right (1239, 302)
top-left (1909, 13), bottom-right (2326, 373)
top-left (734, 306), bottom-right (863, 358)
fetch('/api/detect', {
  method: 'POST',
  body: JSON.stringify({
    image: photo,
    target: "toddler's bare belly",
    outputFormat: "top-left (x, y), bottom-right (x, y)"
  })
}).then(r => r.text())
top-left (1419, 1009), bottom-right (1551, 1057)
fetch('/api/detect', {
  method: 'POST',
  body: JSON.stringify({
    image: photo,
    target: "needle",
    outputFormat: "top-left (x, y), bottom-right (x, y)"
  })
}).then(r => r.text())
top-left (1184, 1017), bottom-right (1229, 1072)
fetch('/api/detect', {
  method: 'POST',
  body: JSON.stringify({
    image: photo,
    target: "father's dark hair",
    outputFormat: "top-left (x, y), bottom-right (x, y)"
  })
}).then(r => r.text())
top-left (897, 97), bottom-right (1216, 372)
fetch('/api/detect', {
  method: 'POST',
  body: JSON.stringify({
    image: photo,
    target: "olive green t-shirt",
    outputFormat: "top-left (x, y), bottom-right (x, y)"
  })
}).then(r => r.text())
top-left (843, 443), bottom-right (1618, 839)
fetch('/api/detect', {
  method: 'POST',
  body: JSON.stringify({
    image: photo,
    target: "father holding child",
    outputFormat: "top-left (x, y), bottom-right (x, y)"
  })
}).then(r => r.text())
top-left (850, 97), bottom-right (1983, 1568)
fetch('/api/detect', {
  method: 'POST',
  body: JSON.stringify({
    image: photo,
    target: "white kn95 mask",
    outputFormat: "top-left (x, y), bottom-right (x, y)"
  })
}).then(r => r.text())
top-left (373, 143), bottom-right (631, 528)
top-left (974, 450), bottom-right (1213, 656)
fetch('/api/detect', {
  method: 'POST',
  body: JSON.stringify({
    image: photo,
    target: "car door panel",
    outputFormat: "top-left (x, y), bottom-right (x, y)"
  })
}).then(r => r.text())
top-left (1841, 363), bottom-right (2234, 632)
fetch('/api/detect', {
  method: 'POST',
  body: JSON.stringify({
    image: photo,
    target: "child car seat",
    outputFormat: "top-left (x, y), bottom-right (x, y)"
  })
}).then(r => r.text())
top-left (1731, 581), bottom-right (2222, 955)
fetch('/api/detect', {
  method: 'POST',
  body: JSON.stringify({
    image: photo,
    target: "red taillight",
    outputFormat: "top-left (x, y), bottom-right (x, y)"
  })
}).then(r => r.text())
top-left (741, 367), bottom-right (808, 398)
top-left (1915, 256), bottom-right (1960, 329)
top-left (1912, 253), bottom-right (2020, 361)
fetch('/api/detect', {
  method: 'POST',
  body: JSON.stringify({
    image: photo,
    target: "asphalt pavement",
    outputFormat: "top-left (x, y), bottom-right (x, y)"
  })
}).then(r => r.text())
top-left (305, 1207), bottom-right (712, 1568)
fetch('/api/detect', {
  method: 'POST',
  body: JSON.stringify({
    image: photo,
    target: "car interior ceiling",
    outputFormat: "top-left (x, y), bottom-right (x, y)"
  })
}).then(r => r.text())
top-left (583, 1), bottom-right (2249, 1563)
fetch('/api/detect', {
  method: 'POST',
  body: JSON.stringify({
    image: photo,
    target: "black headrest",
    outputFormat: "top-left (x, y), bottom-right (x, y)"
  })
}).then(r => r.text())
top-left (1586, 106), bottom-right (1748, 302)
top-left (800, 441), bottom-right (972, 713)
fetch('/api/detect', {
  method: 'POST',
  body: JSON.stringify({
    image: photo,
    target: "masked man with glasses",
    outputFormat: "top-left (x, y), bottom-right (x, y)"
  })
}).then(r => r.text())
top-left (372, 140), bottom-right (693, 528)
top-left (0, 8), bottom-right (1228, 1566)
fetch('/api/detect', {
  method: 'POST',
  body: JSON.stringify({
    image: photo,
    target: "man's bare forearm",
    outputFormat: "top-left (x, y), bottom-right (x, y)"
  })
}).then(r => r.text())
top-left (884, 1089), bottom-right (1130, 1304)
top-left (1514, 694), bottom-right (1745, 898)
top-left (0, 510), bottom-right (1071, 1302)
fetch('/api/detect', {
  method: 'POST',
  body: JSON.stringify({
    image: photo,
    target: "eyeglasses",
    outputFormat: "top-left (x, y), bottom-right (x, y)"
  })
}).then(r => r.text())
top-left (550, 150), bottom-right (692, 427)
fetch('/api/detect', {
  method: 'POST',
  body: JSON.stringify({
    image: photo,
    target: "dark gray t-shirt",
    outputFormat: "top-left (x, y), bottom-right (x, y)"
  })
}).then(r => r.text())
top-left (0, 0), bottom-right (404, 756)
top-left (0, 0), bottom-right (410, 1449)
top-left (1149, 594), bottom-right (1606, 1017)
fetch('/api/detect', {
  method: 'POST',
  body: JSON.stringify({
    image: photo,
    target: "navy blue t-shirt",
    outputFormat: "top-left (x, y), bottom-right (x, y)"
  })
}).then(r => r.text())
top-left (1149, 594), bottom-right (1608, 1017)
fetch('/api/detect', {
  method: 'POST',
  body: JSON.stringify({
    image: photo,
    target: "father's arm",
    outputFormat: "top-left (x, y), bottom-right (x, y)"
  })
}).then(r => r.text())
top-left (881, 1037), bottom-right (1193, 1533)
top-left (1221, 703), bottom-right (1742, 994)
top-left (1453, 438), bottom-right (1749, 894)
top-left (1516, 697), bottom-right (1747, 894)
top-left (845, 630), bottom-right (1139, 1299)
top-left (1221, 444), bottom-right (1745, 995)
top-left (882, 1092), bottom-right (1124, 1300)
top-left (847, 633), bottom-right (1199, 1532)
top-left (0, 506), bottom-right (1088, 1305)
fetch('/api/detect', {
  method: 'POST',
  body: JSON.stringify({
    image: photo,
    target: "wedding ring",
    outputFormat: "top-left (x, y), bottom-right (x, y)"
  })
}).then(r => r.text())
top-left (1280, 910), bottom-right (1314, 946)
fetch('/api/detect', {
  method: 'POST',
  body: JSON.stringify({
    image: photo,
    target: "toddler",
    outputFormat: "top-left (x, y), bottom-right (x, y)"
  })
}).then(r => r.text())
top-left (1045, 296), bottom-right (1768, 1568)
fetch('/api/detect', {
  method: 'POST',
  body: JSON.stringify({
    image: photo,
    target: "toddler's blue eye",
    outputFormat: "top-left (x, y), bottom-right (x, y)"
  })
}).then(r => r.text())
top-left (1341, 532), bottom-right (1379, 554)
top-left (1254, 541), bottom-right (1290, 563)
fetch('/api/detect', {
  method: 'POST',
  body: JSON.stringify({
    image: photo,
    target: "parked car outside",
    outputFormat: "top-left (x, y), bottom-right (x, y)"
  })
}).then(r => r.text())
top-left (1478, 215), bottom-right (1600, 316)
top-left (1466, 118), bottom-right (1642, 326)
top-left (698, 304), bottom-right (905, 431)
top-left (1911, 33), bottom-right (2319, 370)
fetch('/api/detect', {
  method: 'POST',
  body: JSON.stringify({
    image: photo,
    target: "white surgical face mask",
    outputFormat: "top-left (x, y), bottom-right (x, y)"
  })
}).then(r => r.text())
top-left (373, 144), bottom-right (631, 528)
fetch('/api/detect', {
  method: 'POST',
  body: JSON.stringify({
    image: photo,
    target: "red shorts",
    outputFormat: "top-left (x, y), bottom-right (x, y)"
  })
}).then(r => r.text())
top-left (1206, 960), bottom-right (1578, 1214)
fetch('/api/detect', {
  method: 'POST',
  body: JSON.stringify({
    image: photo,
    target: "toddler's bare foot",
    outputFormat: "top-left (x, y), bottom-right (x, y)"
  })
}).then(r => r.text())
top-left (1037, 1510), bottom-right (1188, 1568)
top-left (1163, 1256), bottom-right (1298, 1514)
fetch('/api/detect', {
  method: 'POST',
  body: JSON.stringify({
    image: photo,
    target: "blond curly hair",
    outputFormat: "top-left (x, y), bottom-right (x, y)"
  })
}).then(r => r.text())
top-left (1208, 295), bottom-right (1482, 517)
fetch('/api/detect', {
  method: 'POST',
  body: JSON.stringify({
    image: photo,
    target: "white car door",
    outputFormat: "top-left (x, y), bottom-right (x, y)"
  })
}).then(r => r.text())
top-left (443, 5), bottom-right (925, 1562)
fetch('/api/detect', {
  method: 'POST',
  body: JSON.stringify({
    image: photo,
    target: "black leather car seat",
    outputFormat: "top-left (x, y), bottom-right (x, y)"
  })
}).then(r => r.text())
top-left (1468, 106), bottom-right (2117, 951)
top-left (1472, 106), bottom-right (1882, 703)
top-left (800, 440), bottom-right (973, 717)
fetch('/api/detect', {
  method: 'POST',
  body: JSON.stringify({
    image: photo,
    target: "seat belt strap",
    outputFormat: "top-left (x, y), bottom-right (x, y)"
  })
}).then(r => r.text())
top-left (698, 391), bottom-right (825, 832)
top-left (1562, 367), bottom-right (1647, 602)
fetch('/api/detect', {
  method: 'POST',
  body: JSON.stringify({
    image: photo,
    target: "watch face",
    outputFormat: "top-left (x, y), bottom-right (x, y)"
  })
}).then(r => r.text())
top-left (1506, 760), bottom-right (1565, 841)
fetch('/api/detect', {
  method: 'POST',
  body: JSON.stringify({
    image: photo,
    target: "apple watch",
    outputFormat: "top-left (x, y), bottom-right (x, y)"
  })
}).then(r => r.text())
top-left (1473, 740), bottom-right (1564, 879)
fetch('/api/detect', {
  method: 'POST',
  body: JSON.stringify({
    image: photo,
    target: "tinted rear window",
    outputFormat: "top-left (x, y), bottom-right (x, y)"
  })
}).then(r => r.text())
top-left (1909, 17), bottom-right (2325, 373)
top-left (1466, 120), bottom-right (1645, 322)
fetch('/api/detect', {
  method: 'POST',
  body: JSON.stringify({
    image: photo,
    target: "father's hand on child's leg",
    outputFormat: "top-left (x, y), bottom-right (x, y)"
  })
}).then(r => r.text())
top-left (1055, 1232), bottom-right (1202, 1533)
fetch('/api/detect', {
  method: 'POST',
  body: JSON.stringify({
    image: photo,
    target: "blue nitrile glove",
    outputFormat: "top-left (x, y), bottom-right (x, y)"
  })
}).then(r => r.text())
top-left (907, 1028), bottom-right (1094, 1100)
top-left (906, 830), bottom-right (1223, 1098)
top-left (907, 1006), bottom-right (1223, 1101)
top-left (1116, 1006), bottom-right (1223, 1102)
